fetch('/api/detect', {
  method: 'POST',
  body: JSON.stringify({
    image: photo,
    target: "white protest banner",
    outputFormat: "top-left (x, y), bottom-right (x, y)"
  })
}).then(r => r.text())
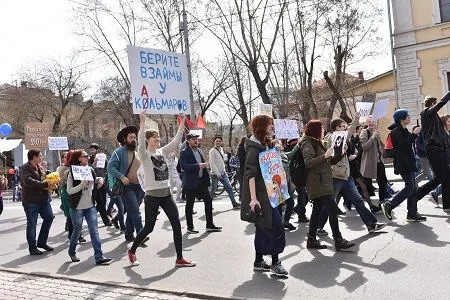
top-left (355, 102), bottom-right (373, 123)
top-left (274, 119), bottom-right (300, 139)
top-left (48, 137), bottom-right (69, 151)
top-left (258, 103), bottom-right (273, 116)
top-left (71, 165), bottom-right (94, 181)
top-left (331, 131), bottom-right (348, 157)
top-left (372, 99), bottom-right (390, 120)
top-left (96, 153), bottom-right (107, 169)
top-left (189, 130), bottom-right (203, 139)
top-left (137, 165), bottom-right (146, 192)
top-left (127, 45), bottom-right (190, 115)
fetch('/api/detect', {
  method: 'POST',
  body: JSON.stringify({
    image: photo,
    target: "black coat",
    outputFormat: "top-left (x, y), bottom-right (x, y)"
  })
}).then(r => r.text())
top-left (179, 146), bottom-right (210, 189)
top-left (20, 162), bottom-right (49, 204)
top-left (420, 91), bottom-right (450, 150)
top-left (389, 124), bottom-right (418, 175)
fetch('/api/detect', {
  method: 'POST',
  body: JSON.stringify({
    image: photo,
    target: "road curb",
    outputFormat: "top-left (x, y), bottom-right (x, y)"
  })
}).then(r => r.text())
top-left (0, 267), bottom-right (245, 300)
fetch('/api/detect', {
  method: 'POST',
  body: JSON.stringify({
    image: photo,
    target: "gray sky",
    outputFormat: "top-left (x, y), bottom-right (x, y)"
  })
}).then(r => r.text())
top-left (0, 0), bottom-right (393, 91)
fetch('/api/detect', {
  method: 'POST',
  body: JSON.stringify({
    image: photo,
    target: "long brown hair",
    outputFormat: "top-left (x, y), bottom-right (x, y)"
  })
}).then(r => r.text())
top-left (249, 115), bottom-right (274, 147)
top-left (69, 149), bottom-right (84, 166)
top-left (304, 120), bottom-right (323, 141)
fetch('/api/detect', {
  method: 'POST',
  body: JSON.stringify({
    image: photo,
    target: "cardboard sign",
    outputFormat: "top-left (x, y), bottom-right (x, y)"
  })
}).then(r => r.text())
top-left (274, 119), bottom-right (300, 139)
top-left (96, 153), bottom-right (107, 168)
top-left (137, 165), bottom-right (146, 192)
top-left (258, 103), bottom-right (273, 116)
top-left (372, 99), bottom-right (390, 121)
top-left (127, 45), bottom-right (190, 115)
top-left (258, 148), bottom-right (290, 208)
top-left (188, 129), bottom-right (203, 139)
top-left (331, 131), bottom-right (349, 157)
top-left (24, 123), bottom-right (52, 150)
top-left (48, 137), bottom-right (68, 150)
top-left (71, 165), bottom-right (94, 181)
top-left (355, 102), bottom-right (373, 123)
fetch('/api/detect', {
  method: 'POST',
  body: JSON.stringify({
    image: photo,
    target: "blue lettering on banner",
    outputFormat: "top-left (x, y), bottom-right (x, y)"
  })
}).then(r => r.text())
top-left (139, 51), bottom-right (181, 68)
top-left (159, 82), bottom-right (167, 94)
top-left (140, 66), bottom-right (183, 82)
top-left (134, 97), bottom-right (188, 112)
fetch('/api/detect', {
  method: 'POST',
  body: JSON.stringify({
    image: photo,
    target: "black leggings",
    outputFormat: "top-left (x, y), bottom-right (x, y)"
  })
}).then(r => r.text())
top-left (308, 194), bottom-right (342, 240)
top-left (131, 194), bottom-right (183, 259)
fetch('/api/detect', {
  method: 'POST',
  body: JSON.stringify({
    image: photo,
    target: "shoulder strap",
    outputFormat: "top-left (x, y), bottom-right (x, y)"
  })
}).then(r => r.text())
top-left (215, 147), bottom-right (224, 161)
top-left (125, 152), bottom-right (135, 176)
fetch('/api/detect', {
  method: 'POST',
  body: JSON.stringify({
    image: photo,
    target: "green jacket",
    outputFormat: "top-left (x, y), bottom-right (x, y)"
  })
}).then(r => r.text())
top-left (300, 136), bottom-right (343, 200)
top-left (240, 137), bottom-right (273, 230)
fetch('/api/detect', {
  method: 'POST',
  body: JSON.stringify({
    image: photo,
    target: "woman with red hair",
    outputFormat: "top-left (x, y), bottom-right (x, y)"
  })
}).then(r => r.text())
top-left (240, 114), bottom-right (288, 277)
top-left (300, 120), bottom-right (355, 250)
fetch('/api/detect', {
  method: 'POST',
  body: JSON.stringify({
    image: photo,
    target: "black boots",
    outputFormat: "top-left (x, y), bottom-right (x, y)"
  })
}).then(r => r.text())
top-left (335, 238), bottom-right (356, 251)
top-left (306, 238), bottom-right (327, 249)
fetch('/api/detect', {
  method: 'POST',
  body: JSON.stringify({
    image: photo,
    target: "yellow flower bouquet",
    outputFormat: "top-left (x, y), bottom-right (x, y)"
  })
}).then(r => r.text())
top-left (44, 172), bottom-right (60, 191)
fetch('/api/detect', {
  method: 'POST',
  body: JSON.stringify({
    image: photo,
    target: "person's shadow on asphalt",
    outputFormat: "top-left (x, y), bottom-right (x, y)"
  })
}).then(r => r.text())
top-left (233, 273), bottom-right (287, 300)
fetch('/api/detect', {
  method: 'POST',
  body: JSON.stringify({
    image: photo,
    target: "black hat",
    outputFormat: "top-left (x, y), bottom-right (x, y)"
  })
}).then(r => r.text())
top-left (186, 132), bottom-right (200, 139)
top-left (89, 143), bottom-right (99, 150)
top-left (117, 126), bottom-right (138, 144)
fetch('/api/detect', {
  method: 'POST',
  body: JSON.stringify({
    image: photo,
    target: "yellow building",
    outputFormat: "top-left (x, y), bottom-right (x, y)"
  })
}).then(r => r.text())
top-left (392, 0), bottom-right (450, 120)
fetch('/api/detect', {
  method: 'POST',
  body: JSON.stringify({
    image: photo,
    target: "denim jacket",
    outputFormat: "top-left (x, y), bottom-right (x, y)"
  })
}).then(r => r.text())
top-left (107, 146), bottom-right (132, 188)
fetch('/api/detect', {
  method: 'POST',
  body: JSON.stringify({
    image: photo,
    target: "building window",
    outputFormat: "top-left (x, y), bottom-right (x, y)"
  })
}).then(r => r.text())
top-left (440, 0), bottom-right (450, 22)
top-left (169, 124), bottom-right (174, 138)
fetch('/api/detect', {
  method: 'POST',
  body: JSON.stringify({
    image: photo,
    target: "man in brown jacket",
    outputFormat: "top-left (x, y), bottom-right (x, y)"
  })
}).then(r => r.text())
top-left (20, 149), bottom-right (56, 255)
top-left (360, 116), bottom-right (390, 203)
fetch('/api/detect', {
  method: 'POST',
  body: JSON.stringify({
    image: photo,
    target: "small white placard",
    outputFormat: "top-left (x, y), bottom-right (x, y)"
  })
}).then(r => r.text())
top-left (96, 153), bottom-right (107, 168)
top-left (355, 102), bottom-right (373, 123)
top-left (274, 119), bottom-right (300, 139)
top-left (372, 99), bottom-right (390, 120)
top-left (137, 165), bottom-right (146, 192)
top-left (48, 137), bottom-right (69, 150)
top-left (71, 165), bottom-right (94, 181)
top-left (189, 129), bottom-right (203, 139)
top-left (331, 131), bottom-right (348, 157)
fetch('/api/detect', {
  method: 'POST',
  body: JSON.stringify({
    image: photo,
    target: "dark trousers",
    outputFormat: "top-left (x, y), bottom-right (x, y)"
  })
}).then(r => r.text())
top-left (93, 185), bottom-right (110, 225)
top-left (295, 186), bottom-right (308, 216)
top-left (185, 185), bottom-right (214, 229)
top-left (308, 195), bottom-right (342, 240)
top-left (376, 162), bottom-right (389, 200)
top-left (387, 172), bottom-right (417, 216)
top-left (417, 148), bottom-right (450, 208)
top-left (131, 195), bottom-right (183, 259)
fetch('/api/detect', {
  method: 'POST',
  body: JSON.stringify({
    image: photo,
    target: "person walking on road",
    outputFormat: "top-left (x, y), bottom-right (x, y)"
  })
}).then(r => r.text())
top-left (416, 93), bottom-right (450, 211)
top-left (108, 125), bottom-right (146, 243)
top-left (317, 116), bottom-right (386, 235)
top-left (0, 174), bottom-right (6, 216)
top-left (20, 149), bottom-right (56, 255)
top-left (67, 149), bottom-right (112, 265)
top-left (180, 133), bottom-right (222, 234)
top-left (241, 114), bottom-right (288, 277)
top-left (381, 109), bottom-right (426, 222)
top-left (300, 120), bottom-right (356, 251)
top-left (209, 136), bottom-right (241, 209)
top-left (127, 113), bottom-right (195, 268)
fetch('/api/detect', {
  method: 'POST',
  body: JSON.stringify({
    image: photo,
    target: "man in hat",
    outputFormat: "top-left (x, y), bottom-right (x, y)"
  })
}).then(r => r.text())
top-left (209, 136), bottom-right (240, 209)
top-left (416, 92), bottom-right (450, 211)
top-left (108, 126), bottom-right (147, 243)
top-left (88, 143), bottom-right (112, 227)
top-left (179, 132), bottom-right (222, 234)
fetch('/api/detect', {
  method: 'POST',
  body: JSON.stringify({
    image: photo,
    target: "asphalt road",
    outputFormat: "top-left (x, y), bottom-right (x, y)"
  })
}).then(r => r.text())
top-left (1, 168), bottom-right (449, 299)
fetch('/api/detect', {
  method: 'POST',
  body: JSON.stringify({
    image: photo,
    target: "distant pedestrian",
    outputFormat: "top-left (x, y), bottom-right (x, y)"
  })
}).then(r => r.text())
top-left (0, 174), bottom-right (7, 215)
top-left (67, 149), bottom-right (111, 265)
top-left (241, 114), bottom-right (288, 277)
top-left (179, 132), bottom-right (222, 234)
top-left (20, 149), bottom-right (56, 255)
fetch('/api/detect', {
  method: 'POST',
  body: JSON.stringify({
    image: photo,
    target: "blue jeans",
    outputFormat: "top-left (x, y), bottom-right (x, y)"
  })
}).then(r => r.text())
top-left (386, 172), bottom-right (417, 216)
top-left (123, 183), bottom-right (143, 238)
top-left (295, 186), bottom-right (308, 217)
top-left (210, 174), bottom-right (238, 205)
top-left (320, 177), bottom-right (377, 228)
top-left (23, 200), bottom-right (54, 250)
top-left (69, 206), bottom-right (103, 261)
top-left (111, 196), bottom-right (126, 230)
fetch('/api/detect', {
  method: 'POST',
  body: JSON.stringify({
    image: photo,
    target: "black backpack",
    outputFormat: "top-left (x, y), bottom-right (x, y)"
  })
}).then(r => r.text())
top-left (289, 147), bottom-right (306, 188)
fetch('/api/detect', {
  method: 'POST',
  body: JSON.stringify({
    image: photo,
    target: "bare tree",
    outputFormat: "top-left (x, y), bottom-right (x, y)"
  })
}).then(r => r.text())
top-left (194, 0), bottom-right (287, 105)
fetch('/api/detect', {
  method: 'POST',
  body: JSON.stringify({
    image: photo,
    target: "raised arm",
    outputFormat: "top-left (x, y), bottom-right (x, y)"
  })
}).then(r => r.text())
top-left (425, 91), bottom-right (450, 116)
top-left (161, 115), bottom-right (186, 157)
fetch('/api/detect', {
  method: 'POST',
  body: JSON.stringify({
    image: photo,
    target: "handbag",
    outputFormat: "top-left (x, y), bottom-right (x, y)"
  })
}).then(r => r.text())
top-left (246, 205), bottom-right (263, 223)
top-left (110, 152), bottom-right (135, 196)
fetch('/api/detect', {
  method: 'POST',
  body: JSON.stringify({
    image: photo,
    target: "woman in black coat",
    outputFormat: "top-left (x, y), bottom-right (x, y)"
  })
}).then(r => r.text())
top-left (381, 109), bottom-right (425, 222)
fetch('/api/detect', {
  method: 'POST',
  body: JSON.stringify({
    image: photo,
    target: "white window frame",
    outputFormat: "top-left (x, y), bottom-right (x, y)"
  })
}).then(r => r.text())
top-left (437, 58), bottom-right (450, 113)
top-left (433, 0), bottom-right (442, 24)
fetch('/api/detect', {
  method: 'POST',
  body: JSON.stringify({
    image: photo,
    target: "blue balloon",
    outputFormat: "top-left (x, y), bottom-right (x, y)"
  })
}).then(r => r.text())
top-left (0, 123), bottom-right (12, 137)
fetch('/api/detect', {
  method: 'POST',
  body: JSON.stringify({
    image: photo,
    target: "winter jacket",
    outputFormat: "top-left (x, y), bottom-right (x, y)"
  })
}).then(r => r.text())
top-left (20, 162), bottom-right (49, 205)
top-left (240, 137), bottom-right (273, 230)
top-left (359, 128), bottom-right (385, 179)
top-left (420, 91), bottom-right (450, 150)
top-left (415, 133), bottom-right (426, 158)
top-left (389, 123), bottom-right (418, 175)
top-left (300, 136), bottom-right (343, 200)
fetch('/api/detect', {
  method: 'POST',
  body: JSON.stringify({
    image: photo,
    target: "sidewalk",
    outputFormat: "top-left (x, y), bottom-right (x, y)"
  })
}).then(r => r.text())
top-left (0, 268), bottom-right (200, 300)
